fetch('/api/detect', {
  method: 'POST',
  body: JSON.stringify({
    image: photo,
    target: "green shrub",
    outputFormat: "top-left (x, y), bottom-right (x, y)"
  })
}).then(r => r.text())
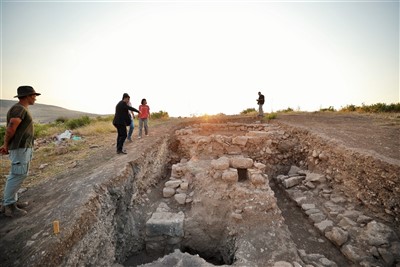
top-left (65, 116), bottom-right (91, 130)
top-left (34, 123), bottom-right (53, 138)
top-left (340, 103), bottom-right (400, 113)
top-left (240, 108), bottom-right (257, 115)
top-left (0, 126), bottom-right (5, 145)
top-left (267, 113), bottom-right (277, 120)
top-left (151, 111), bottom-right (169, 119)
top-left (278, 107), bottom-right (294, 113)
top-left (55, 117), bottom-right (69, 123)
top-left (320, 106), bottom-right (336, 112)
top-left (96, 115), bottom-right (114, 122)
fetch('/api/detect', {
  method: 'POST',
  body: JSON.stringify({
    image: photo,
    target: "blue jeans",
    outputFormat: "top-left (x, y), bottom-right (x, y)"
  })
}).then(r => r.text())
top-left (138, 118), bottom-right (148, 137)
top-left (127, 119), bottom-right (134, 140)
top-left (3, 148), bottom-right (33, 206)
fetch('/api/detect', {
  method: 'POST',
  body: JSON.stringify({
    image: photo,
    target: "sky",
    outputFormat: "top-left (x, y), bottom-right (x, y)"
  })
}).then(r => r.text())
top-left (1, 0), bottom-right (399, 117)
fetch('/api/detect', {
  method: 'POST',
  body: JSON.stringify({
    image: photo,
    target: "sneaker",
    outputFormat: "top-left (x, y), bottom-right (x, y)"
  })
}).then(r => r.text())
top-left (117, 150), bottom-right (127, 154)
top-left (127, 138), bottom-right (132, 142)
top-left (138, 136), bottom-right (141, 139)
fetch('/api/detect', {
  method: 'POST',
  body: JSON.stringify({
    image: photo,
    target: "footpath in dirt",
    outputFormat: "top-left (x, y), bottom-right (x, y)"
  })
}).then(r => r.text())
top-left (0, 113), bottom-right (398, 267)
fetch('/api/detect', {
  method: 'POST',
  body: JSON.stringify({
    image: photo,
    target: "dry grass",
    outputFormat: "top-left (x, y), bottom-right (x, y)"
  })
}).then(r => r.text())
top-left (0, 121), bottom-right (117, 196)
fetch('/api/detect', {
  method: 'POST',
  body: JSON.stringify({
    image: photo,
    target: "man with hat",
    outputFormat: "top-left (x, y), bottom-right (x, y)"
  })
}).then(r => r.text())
top-left (113, 93), bottom-right (140, 154)
top-left (0, 85), bottom-right (41, 217)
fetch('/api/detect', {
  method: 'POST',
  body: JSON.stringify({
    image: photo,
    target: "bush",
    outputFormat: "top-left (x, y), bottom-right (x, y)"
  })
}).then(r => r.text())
top-left (151, 111), bottom-right (169, 119)
top-left (278, 107), bottom-right (294, 113)
top-left (339, 103), bottom-right (400, 113)
top-left (65, 116), bottom-right (91, 130)
top-left (55, 117), bottom-right (69, 123)
top-left (0, 126), bottom-right (5, 146)
top-left (95, 115), bottom-right (114, 122)
top-left (240, 108), bottom-right (257, 115)
top-left (267, 113), bottom-right (277, 120)
top-left (320, 106), bottom-right (336, 112)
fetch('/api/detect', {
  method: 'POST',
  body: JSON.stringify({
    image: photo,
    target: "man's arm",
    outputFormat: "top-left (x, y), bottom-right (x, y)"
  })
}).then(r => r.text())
top-left (0, 117), bottom-right (22, 154)
top-left (128, 106), bottom-right (140, 113)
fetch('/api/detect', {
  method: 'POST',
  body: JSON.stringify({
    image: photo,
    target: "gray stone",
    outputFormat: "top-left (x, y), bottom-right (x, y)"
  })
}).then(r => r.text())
top-left (283, 176), bottom-right (305, 188)
top-left (357, 215), bottom-right (372, 224)
top-left (314, 220), bottom-right (333, 233)
top-left (180, 182), bottom-right (189, 191)
top-left (174, 193), bottom-right (187, 205)
top-left (305, 208), bottom-right (321, 215)
top-left (288, 165), bottom-right (301, 175)
top-left (378, 247), bottom-right (395, 265)
top-left (306, 173), bottom-right (326, 183)
top-left (301, 204), bottom-right (316, 211)
top-left (319, 257), bottom-right (337, 267)
top-left (163, 187), bottom-right (176, 198)
top-left (361, 220), bottom-right (397, 246)
top-left (309, 213), bottom-right (326, 223)
top-left (146, 211), bottom-right (185, 237)
top-left (341, 244), bottom-right (367, 264)
top-left (325, 227), bottom-right (349, 247)
top-left (273, 261), bottom-right (293, 267)
top-left (165, 180), bottom-right (182, 188)
top-left (338, 217), bottom-right (357, 230)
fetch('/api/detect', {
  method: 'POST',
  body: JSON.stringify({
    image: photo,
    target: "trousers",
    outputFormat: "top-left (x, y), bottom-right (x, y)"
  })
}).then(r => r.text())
top-left (114, 124), bottom-right (127, 152)
top-left (3, 148), bottom-right (33, 206)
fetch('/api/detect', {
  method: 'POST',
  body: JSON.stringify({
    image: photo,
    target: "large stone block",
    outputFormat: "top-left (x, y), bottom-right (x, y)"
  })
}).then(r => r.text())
top-left (232, 136), bottom-right (248, 146)
top-left (230, 157), bottom-right (254, 169)
top-left (222, 168), bottom-right (239, 183)
top-left (146, 211), bottom-right (185, 237)
top-left (211, 157), bottom-right (230, 170)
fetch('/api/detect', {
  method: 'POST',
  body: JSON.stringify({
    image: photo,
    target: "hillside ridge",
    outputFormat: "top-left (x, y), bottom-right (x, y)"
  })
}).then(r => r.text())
top-left (0, 99), bottom-right (105, 124)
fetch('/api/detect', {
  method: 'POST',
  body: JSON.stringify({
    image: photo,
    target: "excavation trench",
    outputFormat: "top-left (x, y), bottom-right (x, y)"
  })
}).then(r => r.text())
top-left (20, 121), bottom-right (398, 267)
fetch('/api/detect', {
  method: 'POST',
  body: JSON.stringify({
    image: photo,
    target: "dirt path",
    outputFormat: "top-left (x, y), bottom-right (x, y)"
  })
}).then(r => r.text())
top-left (273, 112), bottom-right (400, 162)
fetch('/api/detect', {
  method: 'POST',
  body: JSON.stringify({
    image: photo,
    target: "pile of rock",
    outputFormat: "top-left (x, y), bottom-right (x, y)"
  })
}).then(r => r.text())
top-left (162, 160), bottom-right (195, 205)
top-left (162, 156), bottom-right (269, 205)
top-left (209, 156), bottom-right (268, 188)
top-left (274, 166), bottom-right (400, 266)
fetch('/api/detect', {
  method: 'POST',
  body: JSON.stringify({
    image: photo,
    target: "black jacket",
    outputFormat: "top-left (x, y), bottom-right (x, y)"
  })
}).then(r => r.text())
top-left (113, 100), bottom-right (139, 126)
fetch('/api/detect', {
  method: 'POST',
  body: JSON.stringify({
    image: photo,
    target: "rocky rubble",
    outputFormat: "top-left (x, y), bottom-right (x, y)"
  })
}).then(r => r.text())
top-left (274, 165), bottom-right (400, 266)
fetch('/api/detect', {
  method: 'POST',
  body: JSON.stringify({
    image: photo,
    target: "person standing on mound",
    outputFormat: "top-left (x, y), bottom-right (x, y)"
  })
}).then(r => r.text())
top-left (113, 93), bottom-right (140, 154)
top-left (138, 98), bottom-right (150, 139)
top-left (0, 85), bottom-right (41, 217)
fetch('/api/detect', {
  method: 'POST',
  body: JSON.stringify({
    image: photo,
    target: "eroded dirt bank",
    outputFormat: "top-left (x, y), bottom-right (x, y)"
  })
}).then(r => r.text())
top-left (0, 114), bottom-right (398, 267)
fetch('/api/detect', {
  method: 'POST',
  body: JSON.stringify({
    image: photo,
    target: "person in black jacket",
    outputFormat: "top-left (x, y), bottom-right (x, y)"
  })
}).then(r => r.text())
top-left (113, 93), bottom-right (140, 154)
top-left (257, 91), bottom-right (265, 118)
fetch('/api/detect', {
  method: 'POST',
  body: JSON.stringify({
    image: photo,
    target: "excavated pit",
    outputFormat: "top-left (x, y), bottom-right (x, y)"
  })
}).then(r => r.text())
top-left (119, 122), bottom-right (399, 266)
top-left (5, 120), bottom-right (397, 267)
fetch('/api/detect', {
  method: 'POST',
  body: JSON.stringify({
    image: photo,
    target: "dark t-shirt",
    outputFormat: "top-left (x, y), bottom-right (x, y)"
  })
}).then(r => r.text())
top-left (7, 103), bottom-right (34, 150)
top-left (258, 94), bottom-right (265, 105)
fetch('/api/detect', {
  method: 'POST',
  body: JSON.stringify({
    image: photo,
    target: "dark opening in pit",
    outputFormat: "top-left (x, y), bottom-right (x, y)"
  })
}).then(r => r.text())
top-left (181, 246), bottom-right (235, 265)
top-left (237, 168), bottom-right (248, 182)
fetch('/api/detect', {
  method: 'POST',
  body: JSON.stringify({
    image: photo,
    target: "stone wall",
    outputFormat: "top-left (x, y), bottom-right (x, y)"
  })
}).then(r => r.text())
top-left (176, 122), bottom-right (400, 225)
top-left (276, 123), bottom-right (400, 225)
top-left (58, 136), bottom-right (172, 266)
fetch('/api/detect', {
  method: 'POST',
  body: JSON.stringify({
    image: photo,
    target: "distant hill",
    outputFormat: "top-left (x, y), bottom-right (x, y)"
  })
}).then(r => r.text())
top-left (1, 99), bottom-right (106, 124)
